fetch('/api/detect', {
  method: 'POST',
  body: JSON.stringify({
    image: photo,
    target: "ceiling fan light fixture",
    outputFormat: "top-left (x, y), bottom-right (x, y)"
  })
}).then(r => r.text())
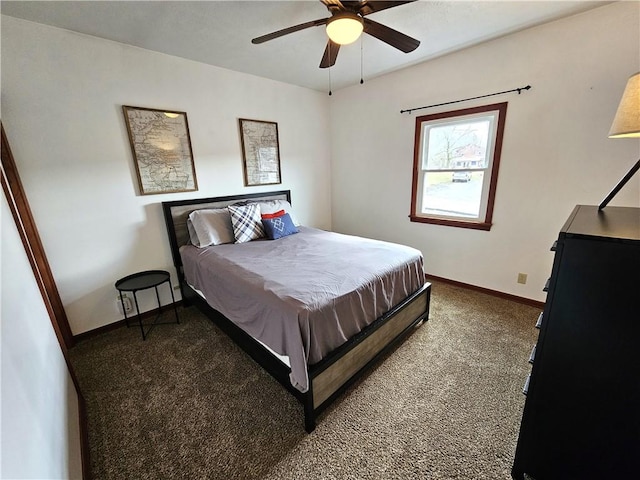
top-left (326, 12), bottom-right (364, 45)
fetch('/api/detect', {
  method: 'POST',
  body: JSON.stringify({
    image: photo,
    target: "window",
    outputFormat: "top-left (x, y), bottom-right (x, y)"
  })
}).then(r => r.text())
top-left (410, 102), bottom-right (507, 230)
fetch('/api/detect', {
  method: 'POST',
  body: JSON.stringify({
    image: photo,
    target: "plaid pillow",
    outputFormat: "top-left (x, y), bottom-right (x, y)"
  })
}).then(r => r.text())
top-left (227, 204), bottom-right (265, 243)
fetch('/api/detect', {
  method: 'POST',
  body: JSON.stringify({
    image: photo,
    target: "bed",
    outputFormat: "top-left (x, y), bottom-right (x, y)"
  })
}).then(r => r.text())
top-left (162, 190), bottom-right (431, 432)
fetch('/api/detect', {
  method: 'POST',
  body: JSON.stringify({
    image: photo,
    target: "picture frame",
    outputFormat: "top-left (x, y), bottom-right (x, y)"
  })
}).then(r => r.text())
top-left (238, 118), bottom-right (282, 186)
top-left (122, 106), bottom-right (198, 195)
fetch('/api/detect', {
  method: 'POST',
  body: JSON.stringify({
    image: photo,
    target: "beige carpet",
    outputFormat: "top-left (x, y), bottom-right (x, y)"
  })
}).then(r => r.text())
top-left (70, 281), bottom-right (538, 479)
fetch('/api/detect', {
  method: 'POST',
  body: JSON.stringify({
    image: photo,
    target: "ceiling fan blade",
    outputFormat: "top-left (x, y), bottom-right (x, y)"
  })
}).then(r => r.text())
top-left (319, 40), bottom-right (341, 68)
top-left (252, 18), bottom-right (327, 44)
top-left (363, 17), bottom-right (420, 53)
top-left (350, 0), bottom-right (417, 17)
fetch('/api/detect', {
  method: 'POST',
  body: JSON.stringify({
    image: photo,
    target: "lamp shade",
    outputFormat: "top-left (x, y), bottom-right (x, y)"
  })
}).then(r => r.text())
top-left (609, 72), bottom-right (640, 138)
top-left (326, 13), bottom-right (364, 45)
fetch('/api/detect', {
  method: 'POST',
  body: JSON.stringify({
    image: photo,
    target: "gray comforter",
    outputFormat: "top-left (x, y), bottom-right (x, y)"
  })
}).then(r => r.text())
top-left (180, 227), bottom-right (425, 393)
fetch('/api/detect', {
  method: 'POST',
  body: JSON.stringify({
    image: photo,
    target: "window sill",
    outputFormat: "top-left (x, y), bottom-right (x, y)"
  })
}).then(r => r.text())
top-left (409, 215), bottom-right (492, 231)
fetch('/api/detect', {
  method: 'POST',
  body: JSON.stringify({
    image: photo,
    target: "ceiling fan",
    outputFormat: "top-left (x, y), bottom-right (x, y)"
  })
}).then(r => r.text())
top-left (251, 0), bottom-right (420, 69)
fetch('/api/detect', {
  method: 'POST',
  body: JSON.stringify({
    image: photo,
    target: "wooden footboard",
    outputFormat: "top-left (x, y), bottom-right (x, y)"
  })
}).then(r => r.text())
top-left (311, 283), bottom-right (430, 409)
top-left (304, 283), bottom-right (431, 431)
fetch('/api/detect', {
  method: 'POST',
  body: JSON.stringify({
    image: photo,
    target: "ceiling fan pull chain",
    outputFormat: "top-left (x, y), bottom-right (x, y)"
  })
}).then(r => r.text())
top-left (360, 36), bottom-right (364, 85)
top-left (328, 42), bottom-right (333, 96)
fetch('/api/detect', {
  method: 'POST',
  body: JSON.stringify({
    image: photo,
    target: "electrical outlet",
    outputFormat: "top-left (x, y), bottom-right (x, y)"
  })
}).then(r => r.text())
top-left (116, 294), bottom-right (133, 314)
top-left (517, 273), bottom-right (528, 285)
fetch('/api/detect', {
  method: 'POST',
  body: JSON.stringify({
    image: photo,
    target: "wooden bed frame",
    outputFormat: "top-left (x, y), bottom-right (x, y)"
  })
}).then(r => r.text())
top-left (162, 190), bottom-right (431, 432)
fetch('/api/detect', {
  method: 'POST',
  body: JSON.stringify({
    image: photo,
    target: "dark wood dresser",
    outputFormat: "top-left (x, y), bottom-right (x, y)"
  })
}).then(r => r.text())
top-left (512, 205), bottom-right (640, 480)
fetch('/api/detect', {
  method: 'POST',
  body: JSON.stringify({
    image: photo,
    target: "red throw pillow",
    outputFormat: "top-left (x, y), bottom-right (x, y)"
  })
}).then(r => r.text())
top-left (261, 209), bottom-right (285, 219)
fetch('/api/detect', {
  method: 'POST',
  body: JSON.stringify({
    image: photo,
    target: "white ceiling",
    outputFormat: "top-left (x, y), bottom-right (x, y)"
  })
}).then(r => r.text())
top-left (1, 1), bottom-right (610, 93)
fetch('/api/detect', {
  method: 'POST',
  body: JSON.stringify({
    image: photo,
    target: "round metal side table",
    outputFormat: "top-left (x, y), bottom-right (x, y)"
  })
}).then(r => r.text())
top-left (115, 270), bottom-right (179, 340)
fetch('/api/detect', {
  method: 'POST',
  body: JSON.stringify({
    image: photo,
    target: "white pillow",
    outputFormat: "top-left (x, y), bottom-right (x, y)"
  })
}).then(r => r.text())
top-left (258, 199), bottom-right (300, 226)
top-left (188, 208), bottom-right (235, 247)
top-left (186, 218), bottom-right (200, 246)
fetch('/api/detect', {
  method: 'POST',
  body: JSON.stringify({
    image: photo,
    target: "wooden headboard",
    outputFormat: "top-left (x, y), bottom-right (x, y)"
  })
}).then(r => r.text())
top-left (162, 190), bottom-right (291, 270)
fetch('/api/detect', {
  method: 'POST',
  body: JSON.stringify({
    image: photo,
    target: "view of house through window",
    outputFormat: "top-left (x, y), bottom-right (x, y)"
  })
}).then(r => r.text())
top-left (410, 102), bottom-right (507, 230)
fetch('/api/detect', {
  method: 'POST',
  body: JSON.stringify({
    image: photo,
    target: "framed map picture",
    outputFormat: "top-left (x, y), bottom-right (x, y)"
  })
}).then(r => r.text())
top-left (239, 118), bottom-right (281, 186)
top-left (122, 106), bottom-right (198, 195)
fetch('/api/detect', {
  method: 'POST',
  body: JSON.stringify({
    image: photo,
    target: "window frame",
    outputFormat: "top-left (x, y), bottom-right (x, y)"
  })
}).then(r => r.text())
top-left (409, 102), bottom-right (508, 231)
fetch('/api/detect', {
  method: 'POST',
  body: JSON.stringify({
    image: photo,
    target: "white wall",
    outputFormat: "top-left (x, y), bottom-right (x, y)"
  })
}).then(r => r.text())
top-left (1, 16), bottom-right (332, 334)
top-left (330, 2), bottom-right (640, 302)
top-left (1, 190), bottom-right (83, 479)
top-left (2, 3), bottom-right (638, 337)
